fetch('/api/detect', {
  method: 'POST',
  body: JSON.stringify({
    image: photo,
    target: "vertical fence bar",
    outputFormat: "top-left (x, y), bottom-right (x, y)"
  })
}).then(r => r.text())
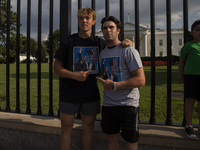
top-left (78, 0), bottom-right (82, 32)
top-left (149, 0), bottom-right (156, 124)
top-left (91, 0), bottom-right (95, 35)
top-left (166, 0), bottom-right (172, 125)
top-left (48, 0), bottom-right (53, 116)
top-left (78, 0), bottom-right (82, 11)
top-left (0, 0), bottom-right (1, 26)
top-left (60, 0), bottom-right (71, 41)
top-left (182, 0), bottom-right (188, 126)
top-left (6, 0), bottom-right (11, 112)
top-left (135, 0), bottom-right (139, 51)
top-left (183, 0), bottom-right (188, 44)
top-left (59, 0), bottom-right (71, 116)
top-left (0, 0), bottom-right (3, 111)
top-left (26, 0), bottom-right (31, 114)
top-left (37, 0), bottom-right (42, 115)
top-left (120, 0), bottom-right (124, 40)
top-left (15, 0), bottom-right (21, 113)
top-left (0, 0), bottom-right (1, 111)
top-left (76, 0), bottom-right (82, 119)
top-left (105, 0), bottom-right (109, 17)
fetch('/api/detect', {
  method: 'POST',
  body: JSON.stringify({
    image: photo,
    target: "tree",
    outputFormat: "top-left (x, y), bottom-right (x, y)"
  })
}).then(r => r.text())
top-left (0, 0), bottom-right (18, 43)
top-left (0, 32), bottom-right (25, 62)
top-left (0, 0), bottom-right (21, 63)
top-left (35, 43), bottom-right (47, 62)
top-left (21, 37), bottom-right (37, 57)
top-left (21, 37), bottom-right (47, 62)
top-left (44, 29), bottom-right (60, 56)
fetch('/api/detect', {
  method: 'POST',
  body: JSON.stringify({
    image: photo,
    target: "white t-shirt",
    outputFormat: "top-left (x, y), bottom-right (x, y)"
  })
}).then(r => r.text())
top-left (99, 42), bottom-right (143, 107)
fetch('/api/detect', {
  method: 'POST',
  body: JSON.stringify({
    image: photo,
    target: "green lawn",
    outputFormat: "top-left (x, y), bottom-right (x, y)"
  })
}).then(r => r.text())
top-left (0, 64), bottom-right (199, 124)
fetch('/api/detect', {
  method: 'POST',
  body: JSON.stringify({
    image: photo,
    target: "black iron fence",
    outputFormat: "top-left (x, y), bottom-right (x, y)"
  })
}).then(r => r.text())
top-left (0, 0), bottom-right (191, 125)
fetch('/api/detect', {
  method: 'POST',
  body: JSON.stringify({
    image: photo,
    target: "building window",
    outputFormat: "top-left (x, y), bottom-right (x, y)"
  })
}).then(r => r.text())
top-left (159, 39), bottom-right (163, 46)
top-left (159, 51), bottom-right (163, 57)
top-left (178, 39), bottom-right (182, 46)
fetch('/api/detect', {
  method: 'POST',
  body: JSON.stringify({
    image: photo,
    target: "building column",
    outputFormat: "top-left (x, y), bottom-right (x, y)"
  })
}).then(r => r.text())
top-left (144, 34), bottom-right (147, 56)
top-left (132, 35), bottom-right (135, 48)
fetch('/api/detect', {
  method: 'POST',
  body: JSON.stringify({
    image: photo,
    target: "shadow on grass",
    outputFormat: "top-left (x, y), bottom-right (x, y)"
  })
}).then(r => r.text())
top-left (144, 68), bottom-right (182, 86)
top-left (10, 72), bottom-right (59, 80)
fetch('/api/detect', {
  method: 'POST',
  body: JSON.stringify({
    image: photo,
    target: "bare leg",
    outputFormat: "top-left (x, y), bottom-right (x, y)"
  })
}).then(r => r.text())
top-left (60, 112), bottom-right (75, 150)
top-left (81, 113), bottom-right (96, 150)
top-left (185, 98), bottom-right (196, 126)
top-left (107, 134), bottom-right (119, 150)
top-left (125, 141), bottom-right (138, 150)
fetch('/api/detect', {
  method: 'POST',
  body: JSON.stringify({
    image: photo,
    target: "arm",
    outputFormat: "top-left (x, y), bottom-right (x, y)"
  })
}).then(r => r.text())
top-left (54, 58), bottom-right (89, 81)
top-left (116, 68), bottom-right (145, 89)
top-left (179, 58), bottom-right (186, 83)
top-left (96, 67), bottom-right (145, 90)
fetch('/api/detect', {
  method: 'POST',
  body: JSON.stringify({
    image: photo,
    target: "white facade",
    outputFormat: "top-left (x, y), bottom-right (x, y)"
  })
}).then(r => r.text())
top-left (19, 55), bottom-right (36, 62)
top-left (96, 22), bottom-right (184, 57)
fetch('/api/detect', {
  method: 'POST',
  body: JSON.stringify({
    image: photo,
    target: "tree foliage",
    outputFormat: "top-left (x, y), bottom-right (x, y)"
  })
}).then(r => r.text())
top-left (0, 0), bottom-right (18, 42)
top-left (44, 29), bottom-right (60, 56)
top-left (0, 32), bottom-right (24, 58)
top-left (35, 43), bottom-right (47, 62)
top-left (0, 0), bottom-right (47, 63)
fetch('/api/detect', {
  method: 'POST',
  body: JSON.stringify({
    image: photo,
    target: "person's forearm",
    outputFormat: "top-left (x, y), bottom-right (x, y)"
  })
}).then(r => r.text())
top-left (116, 68), bottom-right (145, 89)
top-left (178, 58), bottom-right (185, 83)
top-left (179, 64), bottom-right (184, 76)
top-left (54, 65), bottom-right (77, 80)
top-left (179, 59), bottom-right (185, 77)
top-left (115, 76), bottom-right (145, 89)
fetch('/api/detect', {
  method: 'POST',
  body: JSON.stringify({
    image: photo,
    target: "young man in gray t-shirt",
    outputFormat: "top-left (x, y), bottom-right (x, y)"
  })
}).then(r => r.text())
top-left (96, 16), bottom-right (145, 150)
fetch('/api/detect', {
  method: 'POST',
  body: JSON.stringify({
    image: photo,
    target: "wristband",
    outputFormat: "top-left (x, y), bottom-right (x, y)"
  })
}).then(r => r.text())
top-left (112, 82), bottom-right (116, 91)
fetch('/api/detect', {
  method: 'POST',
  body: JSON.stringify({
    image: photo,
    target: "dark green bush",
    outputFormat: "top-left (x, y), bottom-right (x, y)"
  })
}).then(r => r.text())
top-left (0, 57), bottom-right (6, 64)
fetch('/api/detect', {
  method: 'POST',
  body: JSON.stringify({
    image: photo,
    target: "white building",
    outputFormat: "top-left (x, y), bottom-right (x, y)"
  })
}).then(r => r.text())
top-left (96, 22), bottom-right (184, 57)
top-left (19, 54), bottom-right (36, 62)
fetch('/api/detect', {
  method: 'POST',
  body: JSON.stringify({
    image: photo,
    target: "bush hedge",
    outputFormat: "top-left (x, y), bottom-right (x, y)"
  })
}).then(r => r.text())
top-left (141, 55), bottom-right (179, 66)
top-left (0, 57), bottom-right (6, 64)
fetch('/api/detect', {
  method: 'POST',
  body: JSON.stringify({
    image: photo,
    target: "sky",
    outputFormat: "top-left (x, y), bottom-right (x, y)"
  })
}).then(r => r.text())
top-left (10, 0), bottom-right (200, 41)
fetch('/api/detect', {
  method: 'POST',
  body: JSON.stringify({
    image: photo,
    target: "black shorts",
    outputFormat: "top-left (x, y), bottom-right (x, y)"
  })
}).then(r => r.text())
top-left (184, 75), bottom-right (200, 102)
top-left (101, 106), bottom-right (139, 143)
top-left (59, 101), bottom-right (100, 115)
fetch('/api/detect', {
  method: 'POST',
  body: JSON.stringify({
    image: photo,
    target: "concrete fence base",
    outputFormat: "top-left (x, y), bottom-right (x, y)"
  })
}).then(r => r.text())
top-left (0, 112), bottom-right (199, 150)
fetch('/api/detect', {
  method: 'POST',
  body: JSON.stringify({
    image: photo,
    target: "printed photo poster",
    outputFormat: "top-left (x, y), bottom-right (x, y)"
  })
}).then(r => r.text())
top-left (73, 46), bottom-right (99, 74)
top-left (100, 57), bottom-right (121, 82)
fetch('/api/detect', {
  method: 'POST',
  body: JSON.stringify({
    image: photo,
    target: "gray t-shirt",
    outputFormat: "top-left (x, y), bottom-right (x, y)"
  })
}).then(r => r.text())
top-left (99, 42), bottom-right (143, 107)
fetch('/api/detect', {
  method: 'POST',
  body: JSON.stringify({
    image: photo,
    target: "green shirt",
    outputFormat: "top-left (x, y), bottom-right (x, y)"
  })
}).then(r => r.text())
top-left (180, 40), bottom-right (200, 75)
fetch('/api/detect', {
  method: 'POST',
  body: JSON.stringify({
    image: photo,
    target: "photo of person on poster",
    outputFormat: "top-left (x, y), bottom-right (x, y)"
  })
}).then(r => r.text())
top-left (74, 47), bottom-right (99, 74)
top-left (101, 57), bottom-right (121, 82)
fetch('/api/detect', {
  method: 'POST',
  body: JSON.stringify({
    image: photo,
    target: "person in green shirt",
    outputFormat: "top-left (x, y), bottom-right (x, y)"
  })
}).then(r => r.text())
top-left (179, 20), bottom-right (200, 140)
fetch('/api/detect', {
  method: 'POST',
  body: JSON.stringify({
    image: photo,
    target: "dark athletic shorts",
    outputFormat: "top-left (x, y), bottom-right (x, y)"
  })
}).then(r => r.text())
top-left (184, 75), bottom-right (200, 102)
top-left (59, 101), bottom-right (100, 115)
top-left (101, 106), bottom-right (139, 143)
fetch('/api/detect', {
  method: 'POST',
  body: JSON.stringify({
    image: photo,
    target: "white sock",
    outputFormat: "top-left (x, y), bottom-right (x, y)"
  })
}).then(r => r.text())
top-left (185, 125), bottom-right (192, 128)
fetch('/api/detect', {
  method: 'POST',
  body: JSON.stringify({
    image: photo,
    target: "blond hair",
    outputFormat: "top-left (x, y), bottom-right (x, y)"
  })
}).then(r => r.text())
top-left (77, 7), bottom-right (96, 20)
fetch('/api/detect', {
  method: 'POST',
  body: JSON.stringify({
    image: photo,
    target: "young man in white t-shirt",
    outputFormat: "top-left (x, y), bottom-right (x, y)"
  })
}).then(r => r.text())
top-left (96, 16), bottom-right (145, 150)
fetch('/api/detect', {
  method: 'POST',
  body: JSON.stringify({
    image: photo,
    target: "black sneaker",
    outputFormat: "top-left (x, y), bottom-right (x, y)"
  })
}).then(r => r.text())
top-left (184, 126), bottom-right (197, 139)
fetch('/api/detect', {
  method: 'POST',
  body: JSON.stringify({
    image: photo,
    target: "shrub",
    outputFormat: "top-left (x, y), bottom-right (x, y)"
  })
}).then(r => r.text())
top-left (0, 57), bottom-right (6, 64)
